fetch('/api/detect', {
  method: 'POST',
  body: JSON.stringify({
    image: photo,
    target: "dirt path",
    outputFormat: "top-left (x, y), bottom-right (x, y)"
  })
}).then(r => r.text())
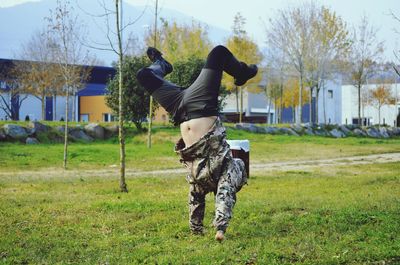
top-left (1, 152), bottom-right (399, 180)
top-left (250, 152), bottom-right (400, 173)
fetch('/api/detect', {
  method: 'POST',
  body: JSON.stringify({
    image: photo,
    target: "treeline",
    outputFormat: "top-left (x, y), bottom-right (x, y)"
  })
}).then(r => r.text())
top-left (1, 1), bottom-right (400, 128)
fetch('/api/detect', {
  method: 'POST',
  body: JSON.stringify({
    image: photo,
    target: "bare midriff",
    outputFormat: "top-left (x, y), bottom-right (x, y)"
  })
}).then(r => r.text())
top-left (180, 116), bottom-right (217, 147)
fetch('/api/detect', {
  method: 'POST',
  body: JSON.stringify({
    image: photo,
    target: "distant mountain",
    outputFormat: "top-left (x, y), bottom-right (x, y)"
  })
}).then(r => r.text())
top-left (0, 0), bottom-right (230, 66)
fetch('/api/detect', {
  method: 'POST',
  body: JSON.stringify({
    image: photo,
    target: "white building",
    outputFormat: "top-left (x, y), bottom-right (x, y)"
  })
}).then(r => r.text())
top-left (0, 92), bottom-right (74, 122)
top-left (319, 81), bottom-right (400, 126)
top-left (222, 90), bottom-right (275, 123)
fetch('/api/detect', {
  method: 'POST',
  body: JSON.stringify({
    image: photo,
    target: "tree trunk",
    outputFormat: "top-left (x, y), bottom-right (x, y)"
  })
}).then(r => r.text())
top-left (323, 85), bottom-right (327, 124)
top-left (54, 94), bottom-right (57, 121)
top-left (358, 84), bottom-right (361, 126)
top-left (71, 90), bottom-right (76, 122)
top-left (267, 104), bottom-right (271, 124)
top-left (63, 87), bottom-right (69, 169)
top-left (235, 85), bottom-right (239, 114)
top-left (274, 97), bottom-right (278, 124)
top-left (309, 87), bottom-right (313, 124)
top-left (298, 74), bottom-right (303, 124)
top-left (378, 106), bottom-right (381, 127)
top-left (266, 88), bottom-right (271, 124)
top-left (147, 0), bottom-right (158, 149)
top-left (280, 84), bottom-right (283, 123)
top-left (315, 88), bottom-right (319, 124)
top-left (292, 107), bottom-right (295, 124)
top-left (239, 87), bottom-right (243, 123)
top-left (116, 0), bottom-right (128, 193)
top-left (41, 95), bottom-right (46, 121)
top-left (147, 96), bottom-right (153, 148)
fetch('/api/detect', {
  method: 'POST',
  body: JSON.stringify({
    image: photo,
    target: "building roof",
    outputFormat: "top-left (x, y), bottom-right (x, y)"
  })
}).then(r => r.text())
top-left (0, 58), bottom-right (116, 94)
top-left (85, 65), bottom-right (116, 84)
top-left (77, 83), bottom-right (108, 96)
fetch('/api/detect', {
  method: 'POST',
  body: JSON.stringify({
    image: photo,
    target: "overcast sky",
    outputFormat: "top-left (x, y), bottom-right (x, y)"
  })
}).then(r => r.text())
top-left (1, 0), bottom-right (399, 60)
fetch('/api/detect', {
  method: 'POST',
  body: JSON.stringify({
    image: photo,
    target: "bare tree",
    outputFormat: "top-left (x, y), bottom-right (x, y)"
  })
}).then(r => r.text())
top-left (78, 0), bottom-right (147, 192)
top-left (305, 6), bottom-right (350, 124)
top-left (18, 29), bottom-right (64, 121)
top-left (391, 12), bottom-right (400, 77)
top-left (267, 2), bottom-right (318, 124)
top-left (349, 15), bottom-right (384, 126)
top-left (46, 0), bottom-right (93, 169)
top-left (264, 47), bottom-right (288, 124)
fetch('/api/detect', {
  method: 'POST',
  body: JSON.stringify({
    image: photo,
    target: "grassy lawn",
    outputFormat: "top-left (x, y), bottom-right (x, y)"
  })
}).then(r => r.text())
top-left (1, 125), bottom-right (400, 263)
top-left (0, 162), bottom-right (399, 264)
top-left (1, 125), bottom-right (400, 171)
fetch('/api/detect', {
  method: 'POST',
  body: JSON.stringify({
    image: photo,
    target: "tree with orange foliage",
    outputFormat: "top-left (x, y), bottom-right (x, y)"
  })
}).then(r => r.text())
top-left (145, 19), bottom-right (212, 64)
top-left (224, 12), bottom-right (262, 122)
top-left (282, 78), bottom-right (309, 123)
top-left (369, 85), bottom-right (396, 126)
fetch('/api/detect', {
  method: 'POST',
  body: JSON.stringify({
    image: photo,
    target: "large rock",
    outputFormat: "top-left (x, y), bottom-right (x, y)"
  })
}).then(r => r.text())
top-left (314, 127), bottom-right (328, 137)
top-left (387, 127), bottom-right (400, 137)
top-left (26, 137), bottom-right (39, 144)
top-left (28, 121), bottom-right (51, 134)
top-left (330, 128), bottom-right (346, 138)
top-left (339, 125), bottom-right (352, 136)
top-left (353, 128), bottom-right (366, 137)
top-left (69, 129), bottom-right (93, 142)
top-left (56, 126), bottom-right (66, 134)
top-left (304, 127), bottom-right (314, 136)
top-left (279, 127), bottom-right (299, 136)
top-left (263, 127), bottom-right (280, 135)
top-left (104, 125), bottom-right (119, 138)
top-left (290, 124), bottom-right (304, 135)
top-left (3, 124), bottom-right (28, 140)
top-left (0, 128), bottom-right (6, 141)
top-left (366, 127), bottom-right (381, 138)
top-left (235, 123), bottom-right (259, 133)
top-left (84, 123), bottom-right (105, 139)
top-left (378, 127), bottom-right (390, 139)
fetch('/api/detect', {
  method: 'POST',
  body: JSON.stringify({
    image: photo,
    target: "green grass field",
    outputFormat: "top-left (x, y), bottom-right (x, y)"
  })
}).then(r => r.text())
top-left (1, 125), bottom-right (400, 171)
top-left (1, 126), bottom-right (400, 264)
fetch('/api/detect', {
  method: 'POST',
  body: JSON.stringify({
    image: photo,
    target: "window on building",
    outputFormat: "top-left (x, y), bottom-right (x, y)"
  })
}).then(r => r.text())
top-left (103, 113), bottom-right (115, 122)
top-left (328, 90), bottom-right (333, 98)
top-left (81, 114), bottom-right (89, 122)
top-left (352, 117), bottom-right (370, 126)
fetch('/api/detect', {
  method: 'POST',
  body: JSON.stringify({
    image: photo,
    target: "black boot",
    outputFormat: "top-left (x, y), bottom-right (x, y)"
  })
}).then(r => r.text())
top-left (146, 47), bottom-right (173, 77)
top-left (234, 63), bottom-right (258, 86)
top-left (217, 47), bottom-right (258, 86)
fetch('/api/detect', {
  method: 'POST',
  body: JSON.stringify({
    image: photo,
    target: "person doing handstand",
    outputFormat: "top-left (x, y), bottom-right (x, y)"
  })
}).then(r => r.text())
top-left (136, 45), bottom-right (258, 241)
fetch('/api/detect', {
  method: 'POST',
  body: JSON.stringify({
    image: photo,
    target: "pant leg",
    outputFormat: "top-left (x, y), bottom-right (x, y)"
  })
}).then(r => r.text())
top-left (204, 45), bottom-right (250, 78)
top-left (213, 157), bottom-right (247, 232)
top-left (183, 45), bottom-right (239, 102)
top-left (189, 183), bottom-right (207, 233)
top-left (136, 65), bottom-right (184, 117)
top-left (181, 45), bottom-right (253, 119)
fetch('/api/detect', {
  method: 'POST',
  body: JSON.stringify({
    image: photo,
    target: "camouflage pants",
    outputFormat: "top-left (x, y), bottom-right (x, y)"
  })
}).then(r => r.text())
top-left (175, 119), bottom-right (247, 233)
